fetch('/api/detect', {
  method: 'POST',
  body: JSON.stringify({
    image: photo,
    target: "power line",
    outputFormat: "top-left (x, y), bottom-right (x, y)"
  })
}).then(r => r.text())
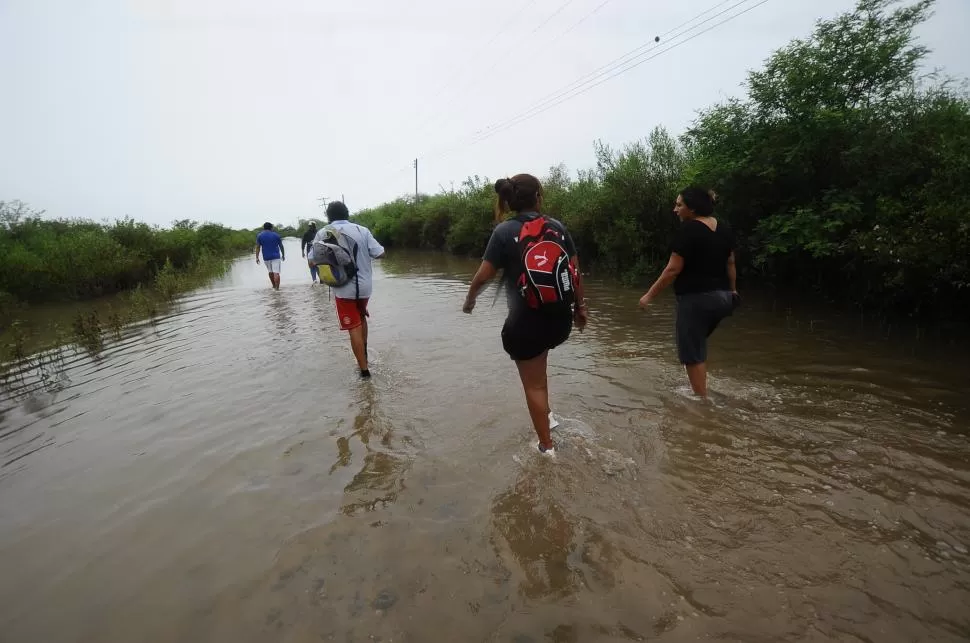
top-left (361, 0), bottom-right (541, 181)
top-left (462, 0), bottom-right (738, 148)
top-left (416, 0), bottom-right (745, 162)
top-left (528, 0), bottom-right (581, 35)
top-left (422, 0), bottom-right (768, 162)
top-left (369, 0), bottom-right (772, 202)
top-left (548, 0), bottom-right (740, 87)
top-left (416, 0), bottom-right (539, 117)
top-left (467, 1), bottom-right (772, 149)
top-left (473, 0), bottom-right (749, 140)
top-left (486, 5), bottom-right (772, 143)
top-left (367, 0), bottom-right (617, 188)
top-left (405, 0), bottom-right (586, 143)
top-left (550, 0), bottom-right (614, 43)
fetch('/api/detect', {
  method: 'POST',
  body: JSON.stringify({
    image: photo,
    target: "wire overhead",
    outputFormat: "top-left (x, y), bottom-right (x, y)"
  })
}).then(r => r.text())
top-left (365, 0), bottom-right (774, 201)
top-left (474, 0), bottom-right (762, 141)
top-left (419, 0), bottom-right (771, 163)
top-left (406, 0), bottom-right (594, 143)
top-left (365, 0), bottom-right (565, 182)
top-left (411, 0), bottom-right (539, 124)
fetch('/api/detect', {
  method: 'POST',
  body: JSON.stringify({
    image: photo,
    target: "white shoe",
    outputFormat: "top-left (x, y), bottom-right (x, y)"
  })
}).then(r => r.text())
top-left (537, 443), bottom-right (556, 457)
top-left (548, 411), bottom-right (560, 430)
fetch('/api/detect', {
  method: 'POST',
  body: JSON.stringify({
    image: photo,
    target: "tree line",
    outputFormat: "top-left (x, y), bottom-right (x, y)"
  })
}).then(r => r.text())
top-left (0, 201), bottom-right (259, 307)
top-left (353, 0), bottom-right (969, 321)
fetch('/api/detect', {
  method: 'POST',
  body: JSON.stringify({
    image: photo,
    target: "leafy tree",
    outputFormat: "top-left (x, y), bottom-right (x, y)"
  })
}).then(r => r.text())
top-left (337, 0), bottom-right (970, 319)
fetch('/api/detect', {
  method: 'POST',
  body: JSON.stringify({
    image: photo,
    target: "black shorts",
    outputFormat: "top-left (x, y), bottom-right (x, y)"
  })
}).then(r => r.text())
top-left (501, 308), bottom-right (573, 362)
top-left (675, 290), bottom-right (735, 365)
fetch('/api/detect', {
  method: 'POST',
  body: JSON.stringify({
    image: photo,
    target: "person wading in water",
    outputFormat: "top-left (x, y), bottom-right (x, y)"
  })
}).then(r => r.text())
top-left (639, 187), bottom-right (738, 397)
top-left (255, 222), bottom-right (285, 290)
top-left (463, 174), bottom-right (588, 455)
top-left (301, 221), bottom-right (319, 283)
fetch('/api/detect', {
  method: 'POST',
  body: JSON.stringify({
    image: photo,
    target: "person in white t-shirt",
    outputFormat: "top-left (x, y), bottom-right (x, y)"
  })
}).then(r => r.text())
top-left (318, 201), bottom-right (385, 378)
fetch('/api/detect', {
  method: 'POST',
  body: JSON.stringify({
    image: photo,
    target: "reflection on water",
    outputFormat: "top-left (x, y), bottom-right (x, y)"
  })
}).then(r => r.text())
top-left (492, 476), bottom-right (580, 600)
top-left (336, 382), bottom-right (411, 517)
top-left (2, 242), bottom-right (969, 642)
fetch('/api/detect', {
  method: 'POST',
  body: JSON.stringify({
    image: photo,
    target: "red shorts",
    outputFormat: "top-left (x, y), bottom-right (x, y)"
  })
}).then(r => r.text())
top-left (335, 297), bottom-right (369, 330)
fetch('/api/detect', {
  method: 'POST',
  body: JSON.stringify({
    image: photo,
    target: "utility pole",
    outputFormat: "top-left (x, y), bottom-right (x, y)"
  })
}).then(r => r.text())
top-left (317, 196), bottom-right (328, 211)
top-left (413, 158), bottom-right (418, 203)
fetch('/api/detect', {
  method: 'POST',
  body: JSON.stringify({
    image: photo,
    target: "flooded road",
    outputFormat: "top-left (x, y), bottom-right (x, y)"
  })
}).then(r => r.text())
top-left (2, 238), bottom-right (969, 642)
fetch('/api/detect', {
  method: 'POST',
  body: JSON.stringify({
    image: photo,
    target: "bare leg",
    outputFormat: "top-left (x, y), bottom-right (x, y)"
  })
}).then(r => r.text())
top-left (267, 271), bottom-right (275, 287)
top-left (685, 362), bottom-right (708, 397)
top-left (515, 351), bottom-right (553, 450)
top-left (362, 317), bottom-right (369, 358)
top-left (349, 325), bottom-right (368, 371)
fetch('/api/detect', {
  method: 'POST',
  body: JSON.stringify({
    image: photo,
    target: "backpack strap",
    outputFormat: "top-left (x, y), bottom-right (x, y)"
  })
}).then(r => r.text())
top-left (351, 225), bottom-right (363, 301)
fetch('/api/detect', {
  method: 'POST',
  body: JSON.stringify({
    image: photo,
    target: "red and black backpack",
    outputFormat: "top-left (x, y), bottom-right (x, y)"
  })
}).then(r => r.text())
top-left (514, 215), bottom-right (578, 314)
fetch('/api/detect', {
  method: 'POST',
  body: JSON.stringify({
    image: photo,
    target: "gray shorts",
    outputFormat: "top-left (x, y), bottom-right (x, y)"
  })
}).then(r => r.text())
top-left (675, 290), bottom-right (735, 365)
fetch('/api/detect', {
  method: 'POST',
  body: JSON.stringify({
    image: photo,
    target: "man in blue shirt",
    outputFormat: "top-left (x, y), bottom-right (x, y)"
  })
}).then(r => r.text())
top-left (255, 222), bottom-right (285, 289)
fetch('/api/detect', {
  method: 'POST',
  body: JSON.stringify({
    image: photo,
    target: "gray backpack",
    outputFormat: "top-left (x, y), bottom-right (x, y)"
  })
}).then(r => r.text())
top-left (309, 225), bottom-right (359, 291)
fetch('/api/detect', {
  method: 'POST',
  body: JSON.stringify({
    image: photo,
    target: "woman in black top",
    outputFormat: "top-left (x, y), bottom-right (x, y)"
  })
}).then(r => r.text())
top-left (639, 187), bottom-right (737, 397)
top-left (463, 174), bottom-right (588, 455)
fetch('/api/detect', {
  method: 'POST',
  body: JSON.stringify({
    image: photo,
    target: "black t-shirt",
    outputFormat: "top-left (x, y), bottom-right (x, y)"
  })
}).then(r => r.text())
top-left (670, 219), bottom-right (735, 295)
top-left (483, 212), bottom-right (577, 311)
top-left (301, 228), bottom-right (317, 255)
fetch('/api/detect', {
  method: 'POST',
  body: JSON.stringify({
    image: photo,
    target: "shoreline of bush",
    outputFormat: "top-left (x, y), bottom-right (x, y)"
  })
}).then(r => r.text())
top-left (0, 202), bottom-right (267, 339)
top-left (0, 204), bottom-right (259, 303)
top-left (353, 0), bottom-right (969, 323)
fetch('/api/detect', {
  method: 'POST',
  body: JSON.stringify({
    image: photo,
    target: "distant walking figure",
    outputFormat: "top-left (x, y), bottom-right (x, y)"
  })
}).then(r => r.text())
top-left (255, 222), bottom-right (285, 290)
top-left (639, 187), bottom-right (737, 397)
top-left (463, 174), bottom-right (588, 455)
top-left (301, 222), bottom-right (319, 283)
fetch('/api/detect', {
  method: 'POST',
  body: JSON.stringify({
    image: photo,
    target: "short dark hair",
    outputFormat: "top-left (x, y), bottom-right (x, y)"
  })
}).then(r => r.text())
top-left (263, 222), bottom-right (274, 230)
top-left (679, 187), bottom-right (715, 217)
top-left (326, 201), bottom-right (350, 222)
top-left (494, 174), bottom-right (542, 222)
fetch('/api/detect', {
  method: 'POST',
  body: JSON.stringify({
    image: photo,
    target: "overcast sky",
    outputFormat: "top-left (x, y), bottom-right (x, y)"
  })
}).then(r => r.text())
top-left (1, 0), bottom-right (968, 229)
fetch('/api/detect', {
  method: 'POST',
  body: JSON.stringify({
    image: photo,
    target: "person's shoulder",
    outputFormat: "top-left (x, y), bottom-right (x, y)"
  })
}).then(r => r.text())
top-left (711, 219), bottom-right (732, 237)
top-left (680, 219), bottom-right (704, 233)
top-left (492, 219), bottom-right (520, 236)
top-left (545, 216), bottom-right (569, 232)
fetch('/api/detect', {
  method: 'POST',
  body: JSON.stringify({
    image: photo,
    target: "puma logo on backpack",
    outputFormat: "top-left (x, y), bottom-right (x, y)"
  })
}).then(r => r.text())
top-left (309, 225), bottom-right (359, 288)
top-left (515, 216), bottom-right (577, 313)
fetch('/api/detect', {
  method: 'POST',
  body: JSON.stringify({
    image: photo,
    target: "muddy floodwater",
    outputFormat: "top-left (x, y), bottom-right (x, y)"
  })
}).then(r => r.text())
top-left (2, 239), bottom-right (969, 642)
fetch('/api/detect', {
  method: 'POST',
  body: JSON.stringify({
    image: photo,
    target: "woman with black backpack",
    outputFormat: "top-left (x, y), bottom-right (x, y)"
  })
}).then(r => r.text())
top-left (462, 174), bottom-right (588, 455)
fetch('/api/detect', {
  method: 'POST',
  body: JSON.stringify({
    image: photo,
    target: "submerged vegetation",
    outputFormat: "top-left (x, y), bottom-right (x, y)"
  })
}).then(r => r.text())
top-left (0, 201), bottom-right (256, 307)
top-left (354, 0), bottom-right (970, 321)
top-left (0, 201), bottom-right (261, 371)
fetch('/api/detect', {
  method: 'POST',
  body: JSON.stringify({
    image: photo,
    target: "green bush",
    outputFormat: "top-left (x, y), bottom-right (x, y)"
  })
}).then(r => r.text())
top-left (684, 0), bottom-right (970, 317)
top-left (0, 203), bottom-right (256, 303)
top-left (354, 0), bottom-right (969, 319)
